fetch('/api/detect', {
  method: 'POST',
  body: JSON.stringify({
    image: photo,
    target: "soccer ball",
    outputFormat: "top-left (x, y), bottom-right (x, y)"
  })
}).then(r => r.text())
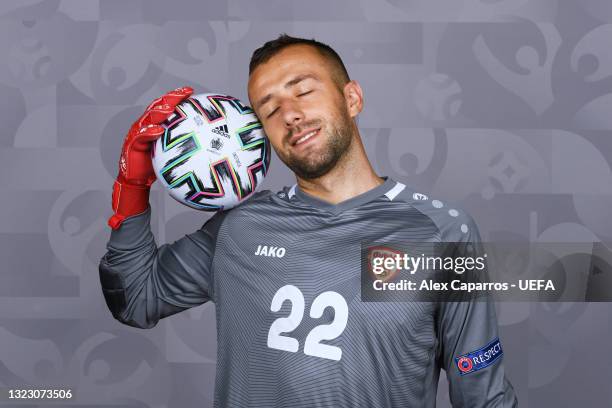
top-left (151, 92), bottom-right (271, 211)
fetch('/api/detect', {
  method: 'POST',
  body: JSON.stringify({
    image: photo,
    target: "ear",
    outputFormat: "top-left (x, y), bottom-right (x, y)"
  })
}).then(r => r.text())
top-left (343, 80), bottom-right (363, 118)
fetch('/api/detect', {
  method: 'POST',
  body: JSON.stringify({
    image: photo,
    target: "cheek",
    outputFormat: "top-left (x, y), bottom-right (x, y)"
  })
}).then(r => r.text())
top-left (261, 122), bottom-right (285, 149)
top-left (308, 97), bottom-right (339, 122)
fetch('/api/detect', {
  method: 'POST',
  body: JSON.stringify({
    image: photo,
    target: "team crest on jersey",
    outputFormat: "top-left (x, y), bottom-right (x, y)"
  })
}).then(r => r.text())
top-left (455, 337), bottom-right (503, 376)
top-left (367, 246), bottom-right (402, 282)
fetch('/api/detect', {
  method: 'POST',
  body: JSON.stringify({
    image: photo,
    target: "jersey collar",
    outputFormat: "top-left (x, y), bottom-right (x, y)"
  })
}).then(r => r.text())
top-left (291, 176), bottom-right (400, 215)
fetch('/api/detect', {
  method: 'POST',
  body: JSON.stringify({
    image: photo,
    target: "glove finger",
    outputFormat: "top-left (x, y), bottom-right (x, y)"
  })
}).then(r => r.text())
top-left (144, 87), bottom-right (191, 110)
top-left (131, 125), bottom-right (165, 149)
top-left (145, 96), bottom-right (163, 111)
top-left (139, 87), bottom-right (191, 124)
top-left (137, 124), bottom-right (165, 137)
top-left (162, 93), bottom-right (190, 108)
top-left (137, 132), bottom-right (165, 145)
top-left (138, 105), bottom-right (174, 126)
top-left (137, 102), bottom-right (166, 127)
top-left (167, 86), bottom-right (193, 97)
top-left (161, 86), bottom-right (194, 107)
top-left (148, 107), bottom-right (175, 124)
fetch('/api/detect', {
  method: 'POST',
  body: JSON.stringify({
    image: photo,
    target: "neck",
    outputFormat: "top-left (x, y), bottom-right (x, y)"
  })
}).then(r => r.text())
top-left (296, 130), bottom-right (384, 204)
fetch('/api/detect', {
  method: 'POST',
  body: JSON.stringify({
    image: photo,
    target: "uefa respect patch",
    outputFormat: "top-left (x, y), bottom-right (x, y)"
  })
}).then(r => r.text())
top-left (455, 338), bottom-right (503, 376)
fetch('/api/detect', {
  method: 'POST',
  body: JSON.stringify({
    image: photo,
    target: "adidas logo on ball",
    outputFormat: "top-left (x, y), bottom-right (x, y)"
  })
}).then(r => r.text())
top-left (212, 124), bottom-right (230, 138)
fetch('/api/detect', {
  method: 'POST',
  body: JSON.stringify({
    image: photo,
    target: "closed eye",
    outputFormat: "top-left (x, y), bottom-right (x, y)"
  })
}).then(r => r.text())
top-left (265, 90), bottom-right (313, 118)
top-left (266, 107), bottom-right (279, 118)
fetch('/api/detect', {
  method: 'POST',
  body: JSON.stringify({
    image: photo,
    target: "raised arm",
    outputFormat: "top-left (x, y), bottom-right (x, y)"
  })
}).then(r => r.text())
top-left (99, 86), bottom-right (225, 329)
top-left (99, 208), bottom-right (225, 329)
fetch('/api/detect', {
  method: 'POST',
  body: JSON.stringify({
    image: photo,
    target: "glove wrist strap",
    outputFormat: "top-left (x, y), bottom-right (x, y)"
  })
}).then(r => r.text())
top-left (108, 180), bottom-right (151, 230)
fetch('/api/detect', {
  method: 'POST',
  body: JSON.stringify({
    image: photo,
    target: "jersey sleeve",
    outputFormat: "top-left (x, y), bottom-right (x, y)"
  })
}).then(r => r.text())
top-left (98, 206), bottom-right (226, 329)
top-left (436, 215), bottom-right (518, 407)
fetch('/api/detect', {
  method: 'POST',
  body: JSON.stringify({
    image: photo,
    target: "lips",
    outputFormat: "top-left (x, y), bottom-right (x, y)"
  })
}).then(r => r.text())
top-left (289, 127), bottom-right (321, 146)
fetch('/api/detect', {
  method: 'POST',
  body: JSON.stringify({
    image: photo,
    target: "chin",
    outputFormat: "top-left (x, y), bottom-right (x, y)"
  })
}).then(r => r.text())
top-left (293, 157), bottom-right (339, 179)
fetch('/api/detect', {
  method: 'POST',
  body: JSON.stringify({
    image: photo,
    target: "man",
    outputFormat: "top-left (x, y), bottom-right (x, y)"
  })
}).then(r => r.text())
top-left (99, 34), bottom-right (518, 407)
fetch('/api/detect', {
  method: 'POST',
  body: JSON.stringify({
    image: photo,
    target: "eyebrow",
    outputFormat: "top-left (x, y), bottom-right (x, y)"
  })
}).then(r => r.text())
top-left (256, 73), bottom-right (319, 109)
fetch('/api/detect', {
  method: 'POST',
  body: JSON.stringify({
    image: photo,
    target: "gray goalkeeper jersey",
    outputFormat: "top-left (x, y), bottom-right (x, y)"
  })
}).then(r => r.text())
top-left (99, 177), bottom-right (517, 407)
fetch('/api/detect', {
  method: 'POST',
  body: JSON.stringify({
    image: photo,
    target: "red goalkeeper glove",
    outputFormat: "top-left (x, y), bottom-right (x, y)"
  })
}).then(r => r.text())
top-left (108, 86), bottom-right (194, 230)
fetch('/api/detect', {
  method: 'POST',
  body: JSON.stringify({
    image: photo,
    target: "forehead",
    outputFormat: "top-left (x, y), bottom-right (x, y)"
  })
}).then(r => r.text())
top-left (248, 44), bottom-right (332, 100)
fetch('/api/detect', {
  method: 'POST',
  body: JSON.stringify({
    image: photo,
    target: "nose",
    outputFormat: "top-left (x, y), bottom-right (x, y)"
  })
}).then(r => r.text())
top-left (280, 100), bottom-right (304, 129)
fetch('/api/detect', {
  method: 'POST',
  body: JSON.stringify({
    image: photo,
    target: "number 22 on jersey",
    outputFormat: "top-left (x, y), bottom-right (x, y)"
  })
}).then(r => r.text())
top-left (267, 285), bottom-right (349, 361)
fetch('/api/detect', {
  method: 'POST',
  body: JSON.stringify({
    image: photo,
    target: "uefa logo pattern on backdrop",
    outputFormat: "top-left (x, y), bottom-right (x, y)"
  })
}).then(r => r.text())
top-left (1, 1), bottom-right (611, 406)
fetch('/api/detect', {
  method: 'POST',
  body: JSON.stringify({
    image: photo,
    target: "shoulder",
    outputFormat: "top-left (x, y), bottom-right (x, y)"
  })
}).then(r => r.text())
top-left (229, 184), bottom-right (302, 210)
top-left (240, 189), bottom-right (276, 205)
top-left (392, 183), bottom-right (481, 243)
top-left (199, 189), bottom-right (275, 228)
top-left (212, 187), bottom-right (287, 220)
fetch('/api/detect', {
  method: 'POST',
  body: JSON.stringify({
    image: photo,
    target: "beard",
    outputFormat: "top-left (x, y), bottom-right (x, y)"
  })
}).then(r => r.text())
top-left (279, 109), bottom-right (354, 180)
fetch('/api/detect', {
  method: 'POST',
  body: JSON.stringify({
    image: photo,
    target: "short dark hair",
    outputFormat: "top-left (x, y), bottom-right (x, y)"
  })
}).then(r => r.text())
top-left (249, 34), bottom-right (350, 89)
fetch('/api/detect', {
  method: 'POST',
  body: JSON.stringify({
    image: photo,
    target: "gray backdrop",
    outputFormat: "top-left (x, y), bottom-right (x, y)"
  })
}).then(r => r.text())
top-left (1, 0), bottom-right (611, 406)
